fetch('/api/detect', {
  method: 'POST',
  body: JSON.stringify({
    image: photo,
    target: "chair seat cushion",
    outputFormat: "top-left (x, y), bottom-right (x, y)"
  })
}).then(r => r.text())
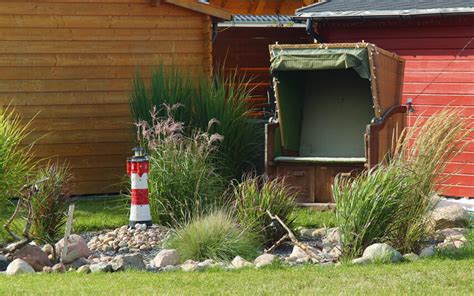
top-left (274, 156), bottom-right (366, 164)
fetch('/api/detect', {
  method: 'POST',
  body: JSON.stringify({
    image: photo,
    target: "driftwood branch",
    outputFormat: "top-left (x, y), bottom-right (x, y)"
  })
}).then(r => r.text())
top-left (266, 210), bottom-right (321, 260)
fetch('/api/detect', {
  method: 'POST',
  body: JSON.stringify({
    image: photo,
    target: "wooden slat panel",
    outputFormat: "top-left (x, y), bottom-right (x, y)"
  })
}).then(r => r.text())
top-left (0, 53), bottom-right (204, 67)
top-left (0, 0), bottom-right (210, 194)
top-left (0, 2), bottom-right (196, 16)
top-left (11, 104), bottom-right (130, 119)
top-left (0, 28), bottom-right (204, 41)
top-left (31, 142), bottom-right (135, 157)
top-left (0, 15), bottom-right (204, 29)
top-left (0, 41), bottom-right (205, 54)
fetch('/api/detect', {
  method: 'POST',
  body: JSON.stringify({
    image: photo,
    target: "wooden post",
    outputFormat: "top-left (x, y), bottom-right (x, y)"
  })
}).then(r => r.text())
top-left (61, 204), bottom-right (75, 263)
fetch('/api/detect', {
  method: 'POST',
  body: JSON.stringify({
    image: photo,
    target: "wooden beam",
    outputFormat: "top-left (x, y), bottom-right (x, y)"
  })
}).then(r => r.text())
top-left (164, 0), bottom-right (232, 20)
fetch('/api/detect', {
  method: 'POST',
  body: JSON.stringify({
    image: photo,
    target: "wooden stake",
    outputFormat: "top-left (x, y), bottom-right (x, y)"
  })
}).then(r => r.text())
top-left (61, 204), bottom-right (75, 263)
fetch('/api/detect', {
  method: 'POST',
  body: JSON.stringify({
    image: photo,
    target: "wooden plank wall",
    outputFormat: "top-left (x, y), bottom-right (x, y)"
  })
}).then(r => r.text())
top-left (320, 16), bottom-right (474, 198)
top-left (0, 0), bottom-right (212, 194)
top-left (213, 27), bottom-right (311, 118)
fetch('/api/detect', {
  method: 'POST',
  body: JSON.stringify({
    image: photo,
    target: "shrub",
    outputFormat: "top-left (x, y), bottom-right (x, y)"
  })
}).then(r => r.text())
top-left (30, 162), bottom-right (73, 245)
top-left (166, 211), bottom-right (260, 262)
top-left (136, 105), bottom-right (226, 227)
top-left (231, 174), bottom-right (297, 244)
top-left (129, 65), bottom-right (261, 180)
top-left (333, 108), bottom-right (472, 258)
top-left (0, 108), bottom-right (36, 242)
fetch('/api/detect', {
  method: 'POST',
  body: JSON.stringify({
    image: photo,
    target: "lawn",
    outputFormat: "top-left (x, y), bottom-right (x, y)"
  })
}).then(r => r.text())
top-left (0, 253), bottom-right (473, 295)
top-left (1, 197), bottom-right (473, 295)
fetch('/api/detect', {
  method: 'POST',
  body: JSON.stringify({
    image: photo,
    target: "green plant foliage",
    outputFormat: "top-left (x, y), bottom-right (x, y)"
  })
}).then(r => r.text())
top-left (166, 211), bottom-right (260, 262)
top-left (231, 174), bottom-right (297, 244)
top-left (0, 107), bottom-right (36, 242)
top-left (129, 65), bottom-right (261, 180)
top-left (334, 108), bottom-right (473, 258)
top-left (30, 162), bottom-right (73, 245)
top-left (333, 165), bottom-right (412, 259)
top-left (390, 108), bottom-right (472, 253)
top-left (136, 105), bottom-right (226, 227)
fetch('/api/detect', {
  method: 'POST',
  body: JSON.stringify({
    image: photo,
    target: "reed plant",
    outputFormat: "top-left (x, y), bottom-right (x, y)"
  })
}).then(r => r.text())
top-left (231, 174), bottom-right (297, 244)
top-left (166, 211), bottom-right (260, 262)
top-left (334, 108), bottom-right (472, 258)
top-left (30, 162), bottom-right (73, 245)
top-left (129, 65), bottom-right (260, 180)
top-left (389, 108), bottom-right (472, 253)
top-left (0, 107), bottom-right (36, 242)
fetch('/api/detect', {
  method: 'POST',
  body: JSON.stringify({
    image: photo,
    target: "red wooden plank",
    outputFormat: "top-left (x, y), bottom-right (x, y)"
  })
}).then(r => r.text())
top-left (446, 163), bottom-right (474, 175)
top-left (402, 94), bottom-right (474, 106)
top-left (442, 174), bottom-right (474, 186)
top-left (398, 50), bottom-right (474, 60)
top-left (329, 37), bottom-right (474, 50)
top-left (438, 185), bottom-right (474, 198)
top-left (325, 26), bottom-right (474, 39)
top-left (404, 60), bottom-right (474, 71)
top-left (403, 83), bottom-right (474, 95)
top-left (404, 72), bottom-right (474, 83)
top-left (406, 105), bottom-right (474, 116)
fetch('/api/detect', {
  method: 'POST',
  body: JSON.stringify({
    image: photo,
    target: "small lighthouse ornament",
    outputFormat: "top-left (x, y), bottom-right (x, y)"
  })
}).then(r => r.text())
top-left (127, 147), bottom-right (152, 228)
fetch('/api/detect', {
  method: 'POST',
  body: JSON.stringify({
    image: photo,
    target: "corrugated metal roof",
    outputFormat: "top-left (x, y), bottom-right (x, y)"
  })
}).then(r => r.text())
top-left (295, 0), bottom-right (474, 20)
top-left (218, 14), bottom-right (304, 27)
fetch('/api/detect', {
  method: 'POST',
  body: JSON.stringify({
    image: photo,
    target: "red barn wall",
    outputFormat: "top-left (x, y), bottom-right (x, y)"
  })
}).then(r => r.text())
top-left (318, 16), bottom-right (474, 198)
top-left (213, 27), bottom-right (311, 117)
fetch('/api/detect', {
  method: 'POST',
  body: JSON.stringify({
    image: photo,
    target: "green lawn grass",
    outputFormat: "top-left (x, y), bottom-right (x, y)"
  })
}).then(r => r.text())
top-left (1, 197), bottom-right (473, 295)
top-left (1, 254), bottom-right (473, 295)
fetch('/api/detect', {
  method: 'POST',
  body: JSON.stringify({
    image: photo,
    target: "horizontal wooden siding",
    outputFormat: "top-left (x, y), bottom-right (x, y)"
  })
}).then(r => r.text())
top-left (0, 0), bottom-right (211, 194)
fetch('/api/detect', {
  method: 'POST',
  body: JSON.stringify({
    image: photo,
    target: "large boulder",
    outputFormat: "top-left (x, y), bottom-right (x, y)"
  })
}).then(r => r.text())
top-left (362, 243), bottom-right (402, 263)
top-left (431, 205), bottom-right (470, 230)
top-left (110, 254), bottom-right (145, 271)
top-left (152, 249), bottom-right (179, 268)
top-left (55, 234), bottom-right (91, 264)
top-left (6, 259), bottom-right (35, 276)
top-left (13, 244), bottom-right (51, 272)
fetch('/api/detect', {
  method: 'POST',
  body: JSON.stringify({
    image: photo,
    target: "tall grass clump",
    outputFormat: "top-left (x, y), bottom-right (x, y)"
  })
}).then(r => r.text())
top-left (30, 162), bottom-right (73, 245)
top-left (129, 65), bottom-right (261, 180)
top-left (334, 108), bottom-right (472, 258)
top-left (333, 165), bottom-right (413, 258)
top-left (390, 108), bottom-right (472, 252)
top-left (231, 174), bottom-right (297, 244)
top-left (166, 211), bottom-right (260, 262)
top-left (136, 105), bottom-right (226, 227)
top-left (0, 108), bottom-right (36, 242)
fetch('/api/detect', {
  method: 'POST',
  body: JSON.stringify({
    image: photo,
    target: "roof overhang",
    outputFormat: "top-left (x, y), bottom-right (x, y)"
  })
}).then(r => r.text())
top-left (160, 0), bottom-right (232, 21)
top-left (218, 14), bottom-right (305, 28)
top-left (293, 1), bottom-right (474, 21)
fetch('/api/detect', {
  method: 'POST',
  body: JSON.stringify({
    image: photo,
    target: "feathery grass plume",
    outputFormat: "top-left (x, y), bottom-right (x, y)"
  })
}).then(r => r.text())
top-left (166, 211), bottom-right (260, 262)
top-left (390, 108), bottom-right (473, 253)
top-left (231, 174), bottom-right (297, 244)
top-left (30, 162), bottom-right (73, 245)
top-left (333, 107), bottom-right (472, 258)
top-left (0, 107), bottom-right (37, 243)
top-left (136, 105), bottom-right (226, 227)
top-left (129, 64), bottom-right (261, 180)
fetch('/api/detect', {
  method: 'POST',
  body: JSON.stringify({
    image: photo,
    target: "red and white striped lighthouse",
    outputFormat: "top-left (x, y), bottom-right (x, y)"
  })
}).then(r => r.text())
top-left (127, 147), bottom-right (152, 228)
